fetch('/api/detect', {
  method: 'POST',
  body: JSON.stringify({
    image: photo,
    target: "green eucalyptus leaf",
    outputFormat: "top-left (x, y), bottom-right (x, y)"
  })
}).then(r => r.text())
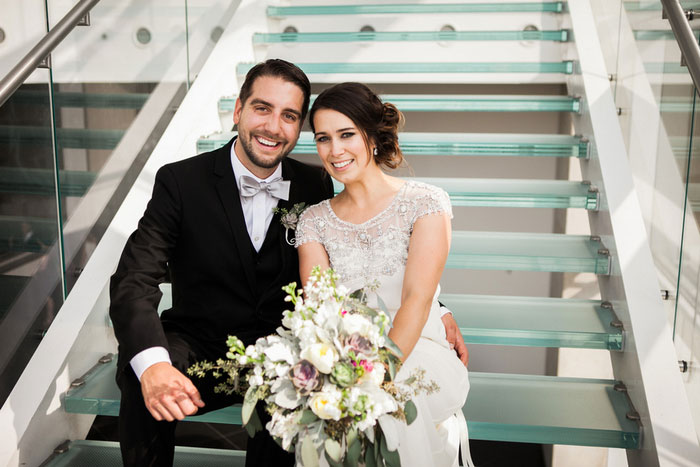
top-left (324, 451), bottom-right (344, 467)
top-left (379, 432), bottom-right (401, 467)
top-left (344, 436), bottom-right (361, 467)
top-left (244, 408), bottom-right (262, 437)
top-left (364, 442), bottom-right (377, 467)
top-left (301, 435), bottom-right (320, 467)
top-left (346, 428), bottom-right (358, 448)
top-left (324, 438), bottom-right (343, 463)
top-left (298, 409), bottom-right (318, 425)
top-left (404, 400), bottom-right (418, 425)
top-left (376, 295), bottom-right (389, 315)
top-left (387, 357), bottom-right (397, 381)
top-left (384, 338), bottom-right (404, 360)
top-left (241, 386), bottom-right (258, 425)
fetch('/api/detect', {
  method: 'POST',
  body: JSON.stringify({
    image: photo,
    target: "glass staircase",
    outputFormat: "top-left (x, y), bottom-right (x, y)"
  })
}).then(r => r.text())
top-left (4, 1), bottom-right (698, 466)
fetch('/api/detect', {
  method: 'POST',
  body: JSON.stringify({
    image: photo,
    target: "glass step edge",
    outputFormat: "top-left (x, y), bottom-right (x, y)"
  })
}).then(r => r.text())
top-left (634, 30), bottom-right (700, 41)
top-left (42, 440), bottom-right (245, 467)
top-left (218, 94), bottom-right (581, 113)
top-left (624, 1), bottom-right (700, 11)
top-left (440, 293), bottom-right (622, 350)
top-left (237, 61), bottom-right (575, 75)
top-left (253, 30), bottom-right (569, 43)
top-left (11, 90), bottom-right (149, 109)
top-left (198, 132), bottom-right (589, 158)
top-left (449, 231), bottom-right (611, 274)
top-left (644, 62), bottom-right (690, 74)
top-left (332, 178), bottom-right (598, 210)
top-left (0, 126), bottom-right (124, 150)
top-left (63, 360), bottom-right (638, 449)
top-left (0, 167), bottom-right (96, 197)
top-left (267, 3), bottom-right (565, 16)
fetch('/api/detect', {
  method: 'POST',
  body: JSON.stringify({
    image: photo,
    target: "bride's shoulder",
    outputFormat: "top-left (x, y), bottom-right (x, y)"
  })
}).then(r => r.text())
top-left (298, 199), bottom-right (331, 221)
top-left (401, 180), bottom-right (452, 220)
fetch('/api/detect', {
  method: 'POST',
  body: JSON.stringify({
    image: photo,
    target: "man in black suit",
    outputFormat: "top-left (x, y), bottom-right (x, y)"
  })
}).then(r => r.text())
top-left (109, 59), bottom-right (333, 466)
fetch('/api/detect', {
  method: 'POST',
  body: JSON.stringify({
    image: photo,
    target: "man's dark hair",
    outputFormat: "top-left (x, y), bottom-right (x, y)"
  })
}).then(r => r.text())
top-left (238, 59), bottom-right (311, 121)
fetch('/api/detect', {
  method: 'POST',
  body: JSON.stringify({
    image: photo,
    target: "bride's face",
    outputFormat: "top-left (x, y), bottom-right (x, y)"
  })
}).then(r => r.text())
top-left (313, 108), bottom-right (376, 183)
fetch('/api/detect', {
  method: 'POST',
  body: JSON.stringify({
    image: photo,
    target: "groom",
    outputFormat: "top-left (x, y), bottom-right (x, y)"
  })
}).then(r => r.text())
top-left (110, 59), bottom-right (468, 466)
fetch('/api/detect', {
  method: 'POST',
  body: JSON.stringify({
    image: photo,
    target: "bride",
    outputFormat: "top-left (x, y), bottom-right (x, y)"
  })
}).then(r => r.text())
top-left (295, 82), bottom-right (474, 467)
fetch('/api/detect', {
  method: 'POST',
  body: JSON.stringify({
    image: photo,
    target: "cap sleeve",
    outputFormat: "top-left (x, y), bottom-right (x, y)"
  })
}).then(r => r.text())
top-left (410, 182), bottom-right (453, 224)
top-left (294, 203), bottom-right (324, 248)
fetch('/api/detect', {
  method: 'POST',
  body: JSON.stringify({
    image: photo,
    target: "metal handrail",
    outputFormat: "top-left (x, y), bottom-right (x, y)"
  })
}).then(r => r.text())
top-left (662, 0), bottom-right (700, 91)
top-left (0, 0), bottom-right (100, 108)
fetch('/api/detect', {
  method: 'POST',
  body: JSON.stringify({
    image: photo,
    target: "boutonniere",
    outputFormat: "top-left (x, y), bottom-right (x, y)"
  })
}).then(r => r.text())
top-left (273, 202), bottom-right (306, 246)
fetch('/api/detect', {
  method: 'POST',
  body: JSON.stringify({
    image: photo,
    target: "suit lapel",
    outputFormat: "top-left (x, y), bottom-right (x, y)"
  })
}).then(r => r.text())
top-left (213, 138), bottom-right (256, 292)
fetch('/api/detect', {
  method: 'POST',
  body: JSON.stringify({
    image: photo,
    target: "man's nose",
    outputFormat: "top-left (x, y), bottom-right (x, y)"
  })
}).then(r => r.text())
top-left (263, 113), bottom-right (282, 135)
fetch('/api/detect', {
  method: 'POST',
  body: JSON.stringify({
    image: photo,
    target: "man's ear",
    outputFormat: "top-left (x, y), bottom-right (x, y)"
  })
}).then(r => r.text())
top-left (233, 98), bottom-right (243, 125)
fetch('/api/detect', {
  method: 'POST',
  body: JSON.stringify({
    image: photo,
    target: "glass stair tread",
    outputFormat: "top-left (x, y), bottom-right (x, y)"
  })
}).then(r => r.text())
top-left (219, 94), bottom-right (581, 113)
top-left (440, 294), bottom-right (622, 349)
top-left (267, 3), bottom-right (565, 16)
top-left (254, 30), bottom-right (569, 43)
top-left (198, 132), bottom-right (588, 158)
top-left (0, 126), bottom-right (124, 150)
top-left (644, 62), bottom-right (689, 74)
top-left (12, 90), bottom-right (149, 109)
top-left (64, 360), bottom-right (638, 448)
top-left (634, 30), bottom-right (700, 41)
top-left (0, 215), bottom-right (58, 252)
top-left (42, 440), bottom-right (245, 467)
top-left (332, 178), bottom-right (598, 209)
top-left (466, 372), bottom-right (640, 448)
top-left (624, 1), bottom-right (700, 11)
top-left (0, 167), bottom-right (96, 197)
top-left (237, 61), bottom-right (575, 75)
top-left (64, 357), bottom-right (243, 424)
top-left (449, 231), bottom-right (611, 274)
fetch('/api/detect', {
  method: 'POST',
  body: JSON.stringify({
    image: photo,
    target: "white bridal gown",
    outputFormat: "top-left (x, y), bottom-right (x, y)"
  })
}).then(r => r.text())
top-left (296, 180), bottom-right (473, 467)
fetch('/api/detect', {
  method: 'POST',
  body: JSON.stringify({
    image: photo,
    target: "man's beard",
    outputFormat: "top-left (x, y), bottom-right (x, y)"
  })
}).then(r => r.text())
top-left (238, 131), bottom-right (294, 169)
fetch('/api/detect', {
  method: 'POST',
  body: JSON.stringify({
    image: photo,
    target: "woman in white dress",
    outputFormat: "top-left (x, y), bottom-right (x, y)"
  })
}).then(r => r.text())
top-left (295, 82), bottom-right (474, 467)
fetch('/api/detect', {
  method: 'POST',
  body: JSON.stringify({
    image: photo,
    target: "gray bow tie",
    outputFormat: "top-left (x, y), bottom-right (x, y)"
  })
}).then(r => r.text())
top-left (239, 175), bottom-right (290, 201)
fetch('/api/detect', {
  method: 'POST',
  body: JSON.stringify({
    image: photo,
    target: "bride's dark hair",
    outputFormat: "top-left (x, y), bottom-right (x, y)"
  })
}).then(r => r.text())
top-left (309, 82), bottom-right (405, 169)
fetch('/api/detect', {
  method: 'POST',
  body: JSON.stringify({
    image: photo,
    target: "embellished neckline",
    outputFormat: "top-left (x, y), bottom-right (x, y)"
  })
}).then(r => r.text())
top-left (324, 181), bottom-right (410, 227)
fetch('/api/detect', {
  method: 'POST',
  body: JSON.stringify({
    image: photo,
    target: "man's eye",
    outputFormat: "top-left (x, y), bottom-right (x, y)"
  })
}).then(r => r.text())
top-left (255, 106), bottom-right (268, 112)
top-left (284, 113), bottom-right (298, 122)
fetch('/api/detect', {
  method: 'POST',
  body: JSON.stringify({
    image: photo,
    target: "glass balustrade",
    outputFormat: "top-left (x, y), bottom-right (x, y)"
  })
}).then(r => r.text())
top-left (0, 0), bottom-right (236, 408)
top-left (604, 0), bottom-right (700, 432)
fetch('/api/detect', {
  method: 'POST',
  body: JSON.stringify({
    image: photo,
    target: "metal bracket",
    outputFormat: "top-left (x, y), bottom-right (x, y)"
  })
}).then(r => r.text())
top-left (679, 360), bottom-right (689, 373)
top-left (66, 353), bottom-right (114, 394)
top-left (38, 54), bottom-right (51, 69)
top-left (577, 136), bottom-right (591, 160)
top-left (613, 382), bottom-right (644, 434)
top-left (77, 12), bottom-right (90, 26)
top-left (600, 301), bottom-right (625, 350)
top-left (663, 7), bottom-right (696, 21)
top-left (53, 440), bottom-right (71, 454)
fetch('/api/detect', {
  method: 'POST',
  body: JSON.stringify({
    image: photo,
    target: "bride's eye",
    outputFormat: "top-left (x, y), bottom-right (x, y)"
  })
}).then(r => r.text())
top-left (341, 132), bottom-right (355, 139)
top-left (315, 135), bottom-right (328, 143)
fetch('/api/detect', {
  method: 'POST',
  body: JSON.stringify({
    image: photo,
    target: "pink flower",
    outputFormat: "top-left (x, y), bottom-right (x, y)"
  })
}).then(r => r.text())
top-left (344, 333), bottom-right (372, 356)
top-left (360, 360), bottom-right (374, 372)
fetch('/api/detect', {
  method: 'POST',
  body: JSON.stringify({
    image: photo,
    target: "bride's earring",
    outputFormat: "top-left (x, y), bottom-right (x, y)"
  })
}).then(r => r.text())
top-left (373, 147), bottom-right (378, 156)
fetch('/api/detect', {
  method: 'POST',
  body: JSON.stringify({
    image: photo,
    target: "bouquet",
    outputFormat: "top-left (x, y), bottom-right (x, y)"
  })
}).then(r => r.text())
top-left (189, 267), bottom-right (437, 467)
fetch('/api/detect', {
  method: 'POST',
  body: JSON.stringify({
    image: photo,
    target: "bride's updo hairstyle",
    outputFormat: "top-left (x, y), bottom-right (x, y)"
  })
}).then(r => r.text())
top-left (309, 82), bottom-right (405, 169)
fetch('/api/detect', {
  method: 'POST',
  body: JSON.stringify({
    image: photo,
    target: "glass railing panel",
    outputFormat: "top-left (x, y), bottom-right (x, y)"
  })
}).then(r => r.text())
top-left (44, 441), bottom-right (245, 467)
top-left (0, 77), bottom-right (65, 406)
top-left (267, 3), bottom-right (565, 17)
top-left (253, 30), bottom-right (570, 44)
top-left (237, 61), bottom-right (575, 75)
top-left (440, 294), bottom-right (623, 349)
top-left (332, 178), bottom-right (598, 209)
top-left (219, 94), bottom-right (581, 113)
top-left (198, 132), bottom-right (588, 158)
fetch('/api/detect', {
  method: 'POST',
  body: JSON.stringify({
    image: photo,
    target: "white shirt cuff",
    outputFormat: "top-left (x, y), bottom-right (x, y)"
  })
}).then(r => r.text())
top-left (130, 346), bottom-right (171, 381)
top-left (439, 305), bottom-right (452, 317)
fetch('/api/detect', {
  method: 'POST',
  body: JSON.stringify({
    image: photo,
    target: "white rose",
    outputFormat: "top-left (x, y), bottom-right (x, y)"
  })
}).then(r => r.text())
top-left (300, 342), bottom-right (338, 374)
top-left (309, 391), bottom-right (342, 420)
top-left (343, 313), bottom-right (373, 336)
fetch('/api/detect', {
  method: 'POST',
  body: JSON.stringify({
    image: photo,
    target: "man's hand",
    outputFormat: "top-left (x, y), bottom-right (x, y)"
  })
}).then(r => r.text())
top-left (140, 362), bottom-right (205, 422)
top-left (441, 313), bottom-right (469, 366)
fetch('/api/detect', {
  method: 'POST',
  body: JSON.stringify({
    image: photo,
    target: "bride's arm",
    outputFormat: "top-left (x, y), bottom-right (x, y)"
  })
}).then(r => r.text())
top-left (298, 242), bottom-right (331, 289)
top-left (390, 212), bottom-right (451, 361)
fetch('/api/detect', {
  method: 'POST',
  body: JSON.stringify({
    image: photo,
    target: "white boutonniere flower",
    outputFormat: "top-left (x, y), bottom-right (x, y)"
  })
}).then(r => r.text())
top-left (273, 202), bottom-right (306, 246)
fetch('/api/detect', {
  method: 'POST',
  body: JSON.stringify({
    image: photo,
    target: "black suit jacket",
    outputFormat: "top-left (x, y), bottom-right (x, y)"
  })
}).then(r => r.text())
top-left (109, 138), bottom-right (334, 373)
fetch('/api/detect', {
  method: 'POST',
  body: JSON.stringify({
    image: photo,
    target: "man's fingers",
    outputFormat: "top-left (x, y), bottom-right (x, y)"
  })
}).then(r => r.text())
top-left (176, 396), bottom-right (199, 417)
top-left (147, 405), bottom-right (163, 422)
top-left (183, 381), bottom-right (205, 408)
top-left (161, 397), bottom-right (187, 421)
top-left (151, 402), bottom-right (175, 422)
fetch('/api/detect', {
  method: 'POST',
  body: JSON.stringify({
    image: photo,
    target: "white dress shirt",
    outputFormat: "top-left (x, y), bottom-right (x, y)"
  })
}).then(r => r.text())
top-left (129, 140), bottom-right (284, 380)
